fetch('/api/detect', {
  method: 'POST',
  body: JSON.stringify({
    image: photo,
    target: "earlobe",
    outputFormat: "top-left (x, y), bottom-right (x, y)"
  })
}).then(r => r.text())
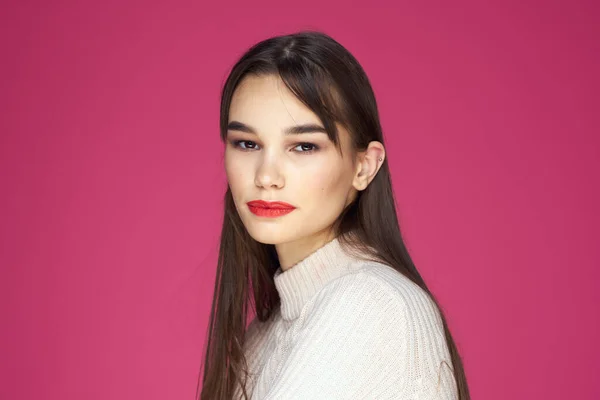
top-left (352, 163), bottom-right (368, 191)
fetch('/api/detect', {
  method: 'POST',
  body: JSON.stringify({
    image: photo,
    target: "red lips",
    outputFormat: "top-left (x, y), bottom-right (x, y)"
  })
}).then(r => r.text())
top-left (247, 200), bottom-right (295, 209)
top-left (246, 200), bottom-right (296, 217)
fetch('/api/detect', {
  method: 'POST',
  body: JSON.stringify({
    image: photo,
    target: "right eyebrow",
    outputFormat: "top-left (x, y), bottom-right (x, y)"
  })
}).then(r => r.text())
top-left (227, 121), bottom-right (328, 135)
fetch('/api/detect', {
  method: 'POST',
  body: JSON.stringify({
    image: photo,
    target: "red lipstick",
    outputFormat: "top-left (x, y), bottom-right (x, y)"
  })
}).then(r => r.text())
top-left (247, 200), bottom-right (296, 218)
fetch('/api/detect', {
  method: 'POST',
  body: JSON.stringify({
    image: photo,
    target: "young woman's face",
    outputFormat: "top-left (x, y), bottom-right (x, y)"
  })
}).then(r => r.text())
top-left (225, 74), bottom-right (359, 249)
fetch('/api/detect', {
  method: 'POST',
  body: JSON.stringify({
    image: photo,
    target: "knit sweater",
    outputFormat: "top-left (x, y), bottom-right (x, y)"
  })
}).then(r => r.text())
top-left (233, 236), bottom-right (459, 400)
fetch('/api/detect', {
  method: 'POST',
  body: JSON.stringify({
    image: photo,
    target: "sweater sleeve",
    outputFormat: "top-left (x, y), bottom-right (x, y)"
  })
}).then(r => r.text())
top-left (262, 272), bottom-right (459, 400)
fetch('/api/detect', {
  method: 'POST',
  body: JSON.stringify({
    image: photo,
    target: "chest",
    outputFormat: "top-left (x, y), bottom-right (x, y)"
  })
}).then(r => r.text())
top-left (238, 315), bottom-right (299, 399)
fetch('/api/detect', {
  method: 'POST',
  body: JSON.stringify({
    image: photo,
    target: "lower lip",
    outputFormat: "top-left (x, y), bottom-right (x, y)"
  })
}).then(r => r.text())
top-left (248, 205), bottom-right (295, 217)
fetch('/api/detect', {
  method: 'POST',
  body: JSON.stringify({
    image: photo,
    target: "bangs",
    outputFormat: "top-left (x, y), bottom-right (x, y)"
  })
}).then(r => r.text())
top-left (276, 56), bottom-right (349, 155)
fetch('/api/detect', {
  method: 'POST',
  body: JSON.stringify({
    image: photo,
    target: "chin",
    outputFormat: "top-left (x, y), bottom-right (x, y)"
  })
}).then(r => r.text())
top-left (242, 223), bottom-right (289, 245)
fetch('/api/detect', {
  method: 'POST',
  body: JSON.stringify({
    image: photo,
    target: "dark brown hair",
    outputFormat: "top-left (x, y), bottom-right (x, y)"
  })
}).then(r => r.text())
top-left (198, 30), bottom-right (470, 400)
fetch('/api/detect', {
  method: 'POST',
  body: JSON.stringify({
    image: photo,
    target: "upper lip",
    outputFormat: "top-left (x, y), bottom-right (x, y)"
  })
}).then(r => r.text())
top-left (247, 200), bottom-right (296, 209)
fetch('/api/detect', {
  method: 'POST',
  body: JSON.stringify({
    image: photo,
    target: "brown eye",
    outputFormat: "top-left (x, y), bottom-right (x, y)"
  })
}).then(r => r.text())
top-left (232, 140), bottom-right (259, 150)
top-left (293, 143), bottom-right (319, 153)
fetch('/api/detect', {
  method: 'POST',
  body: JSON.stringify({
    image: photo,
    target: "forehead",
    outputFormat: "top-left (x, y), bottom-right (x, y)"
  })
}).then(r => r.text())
top-left (229, 74), bottom-right (322, 126)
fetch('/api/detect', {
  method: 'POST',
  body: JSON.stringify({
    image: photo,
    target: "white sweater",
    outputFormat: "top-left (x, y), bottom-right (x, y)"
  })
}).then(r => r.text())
top-left (234, 237), bottom-right (459, 399)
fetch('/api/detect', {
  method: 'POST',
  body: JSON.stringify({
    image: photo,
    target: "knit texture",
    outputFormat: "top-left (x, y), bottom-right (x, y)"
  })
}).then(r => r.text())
top-left (233, 236), bottom-right (459, 399)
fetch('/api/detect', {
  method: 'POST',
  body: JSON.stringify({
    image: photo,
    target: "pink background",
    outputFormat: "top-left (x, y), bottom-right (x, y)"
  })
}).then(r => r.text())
top-left (1, 1), bottom-right (598, 399)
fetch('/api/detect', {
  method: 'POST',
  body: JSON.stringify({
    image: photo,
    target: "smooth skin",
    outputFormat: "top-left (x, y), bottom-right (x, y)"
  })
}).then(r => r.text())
top-left (225, 74), bottom-right (385, 271)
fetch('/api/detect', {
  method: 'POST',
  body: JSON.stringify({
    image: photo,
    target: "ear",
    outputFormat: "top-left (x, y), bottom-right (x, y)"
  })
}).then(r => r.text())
top-left (352, 141), bottom-right (386, 191)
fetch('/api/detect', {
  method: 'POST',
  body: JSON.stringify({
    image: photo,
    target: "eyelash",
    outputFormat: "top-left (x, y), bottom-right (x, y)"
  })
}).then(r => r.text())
top-left (230, 140), bottom-right (320, 154)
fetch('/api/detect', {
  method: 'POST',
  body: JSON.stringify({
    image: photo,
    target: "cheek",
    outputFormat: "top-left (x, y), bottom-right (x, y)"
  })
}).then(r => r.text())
top-left (302, 165), bottom-right (350, 201)
top-left (225, 153), bottom-right (249, 194)
top-left (293, 153), bottom-right (354, 200)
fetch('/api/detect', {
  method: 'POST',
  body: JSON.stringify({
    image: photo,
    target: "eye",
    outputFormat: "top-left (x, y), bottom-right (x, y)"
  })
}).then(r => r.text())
top-left (293, 143), bottom-right (319, 154)
top-left (231, 140), bottom-right (260, 151)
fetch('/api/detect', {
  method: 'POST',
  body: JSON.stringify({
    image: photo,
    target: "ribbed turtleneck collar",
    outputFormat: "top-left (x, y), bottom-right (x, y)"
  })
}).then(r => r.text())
top-left (273, 236), bottom-right (365, 321)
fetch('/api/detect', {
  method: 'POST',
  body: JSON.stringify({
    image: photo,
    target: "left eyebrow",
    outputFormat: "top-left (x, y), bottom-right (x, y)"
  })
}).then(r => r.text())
top-left (227, 121), bottom-right (328, 135)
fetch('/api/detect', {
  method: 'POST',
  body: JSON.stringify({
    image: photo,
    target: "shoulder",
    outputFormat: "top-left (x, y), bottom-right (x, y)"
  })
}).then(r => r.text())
top-left (297, 263), bottom-right (457, 397)
top-left (308, 261), bottom-right (439, 313)
top-left (301, 261), bottom-right (445, 335)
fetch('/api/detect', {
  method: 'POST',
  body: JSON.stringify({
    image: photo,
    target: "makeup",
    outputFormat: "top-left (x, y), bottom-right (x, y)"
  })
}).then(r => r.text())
top-left (247, 200), bottom-right (296, 218)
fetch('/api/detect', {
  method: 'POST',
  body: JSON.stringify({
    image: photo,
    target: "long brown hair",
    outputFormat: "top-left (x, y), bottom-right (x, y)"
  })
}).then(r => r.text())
top-left (198, 30), bottom-right (470, 400)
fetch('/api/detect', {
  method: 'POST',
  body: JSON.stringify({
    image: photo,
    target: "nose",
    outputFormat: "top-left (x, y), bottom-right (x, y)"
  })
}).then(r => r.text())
top-left (254, 154), bottom-right (284, 189)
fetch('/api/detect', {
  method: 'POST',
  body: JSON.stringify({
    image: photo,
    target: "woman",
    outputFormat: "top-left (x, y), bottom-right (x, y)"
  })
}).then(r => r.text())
top-left (199, 31), bottom-right (470, 400)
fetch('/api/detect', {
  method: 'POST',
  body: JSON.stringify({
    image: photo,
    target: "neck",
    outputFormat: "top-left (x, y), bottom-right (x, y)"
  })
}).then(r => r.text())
top-left (273, 234), bottom-right (367, 320)
top-left (275, 229), bottom-right (337, 272)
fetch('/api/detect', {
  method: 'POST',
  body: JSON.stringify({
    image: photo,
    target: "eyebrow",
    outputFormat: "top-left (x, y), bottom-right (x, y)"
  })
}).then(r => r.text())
top-left (227, 121), bottom-right (328, 135)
